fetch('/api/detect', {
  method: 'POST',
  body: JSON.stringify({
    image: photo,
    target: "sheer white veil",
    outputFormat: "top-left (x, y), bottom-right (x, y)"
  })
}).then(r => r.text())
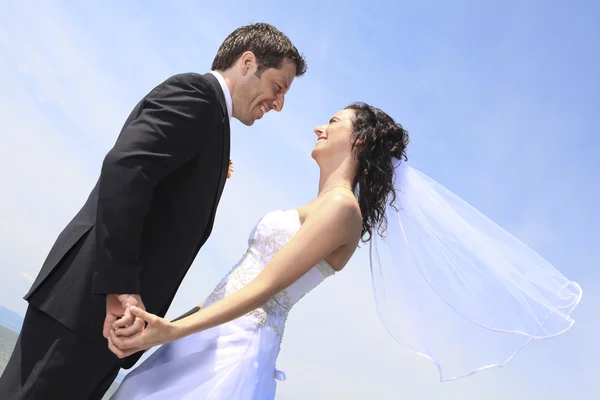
top-left (369, 158), bottom-right (582, 381)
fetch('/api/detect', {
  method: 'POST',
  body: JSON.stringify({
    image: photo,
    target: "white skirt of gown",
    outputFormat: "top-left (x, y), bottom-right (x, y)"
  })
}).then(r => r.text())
top-left (110, 314), bottom-right (284, 400)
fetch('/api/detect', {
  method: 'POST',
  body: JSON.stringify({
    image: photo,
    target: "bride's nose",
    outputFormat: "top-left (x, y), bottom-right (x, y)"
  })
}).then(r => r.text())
top-left (314, 125), bottom-right (325, 136)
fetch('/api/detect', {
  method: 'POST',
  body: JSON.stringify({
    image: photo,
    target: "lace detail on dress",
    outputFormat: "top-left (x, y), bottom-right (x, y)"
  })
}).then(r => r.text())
top-left (203, 209), bottom-right (335, 339)
top-left (316, 260), bottom-right (336, 278)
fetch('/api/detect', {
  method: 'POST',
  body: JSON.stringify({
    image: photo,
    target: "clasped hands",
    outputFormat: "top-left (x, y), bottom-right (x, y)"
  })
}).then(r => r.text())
top-left (104, 293), bottom-right (179, 359)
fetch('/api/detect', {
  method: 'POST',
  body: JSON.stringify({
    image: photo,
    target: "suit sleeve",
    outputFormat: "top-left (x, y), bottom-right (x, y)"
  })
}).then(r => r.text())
top-left (170, 306), bottom-right (201, 322)
top-left (92, 75), bottom-right (219, 295)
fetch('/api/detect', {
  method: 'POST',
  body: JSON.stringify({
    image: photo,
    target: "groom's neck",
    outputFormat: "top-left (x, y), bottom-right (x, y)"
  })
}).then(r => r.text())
top-left (214, 69), bottom-right (236, 96)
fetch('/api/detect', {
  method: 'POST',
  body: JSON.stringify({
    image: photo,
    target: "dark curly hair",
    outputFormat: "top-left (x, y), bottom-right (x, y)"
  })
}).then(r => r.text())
top-left (345, 102), bottom-right (409, 242)
top-left (211, 23), bottom-right (307, 78)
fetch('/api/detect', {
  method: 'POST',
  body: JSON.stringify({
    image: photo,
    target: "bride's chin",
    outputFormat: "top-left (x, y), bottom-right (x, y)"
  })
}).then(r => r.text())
top-left (310, 147), bottom-right (323, 161)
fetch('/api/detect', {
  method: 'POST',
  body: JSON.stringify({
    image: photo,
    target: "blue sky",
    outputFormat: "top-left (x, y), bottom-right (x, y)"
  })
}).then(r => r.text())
top-left (0, 1), bottom-right (598, 398)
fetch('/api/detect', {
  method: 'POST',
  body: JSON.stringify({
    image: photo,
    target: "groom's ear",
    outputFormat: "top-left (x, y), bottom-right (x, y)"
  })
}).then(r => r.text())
top-left (239, 51), bottom-right (257, 76)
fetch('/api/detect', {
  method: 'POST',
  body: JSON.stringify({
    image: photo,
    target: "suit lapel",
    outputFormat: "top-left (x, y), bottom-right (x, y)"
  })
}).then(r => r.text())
top-left (203, 73), bottom-right (231, 197)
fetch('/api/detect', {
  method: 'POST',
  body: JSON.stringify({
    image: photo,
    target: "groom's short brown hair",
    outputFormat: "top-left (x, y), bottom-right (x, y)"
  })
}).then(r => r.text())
top-left (211, 23), bottom-right (307, 77)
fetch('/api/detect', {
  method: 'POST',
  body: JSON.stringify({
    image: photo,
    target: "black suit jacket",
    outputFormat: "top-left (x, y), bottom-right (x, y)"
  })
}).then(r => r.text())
top-left (24, 72), bottom-right (230, 367)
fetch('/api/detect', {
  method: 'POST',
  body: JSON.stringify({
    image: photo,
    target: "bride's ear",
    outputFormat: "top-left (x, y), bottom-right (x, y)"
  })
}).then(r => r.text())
top-left (352, 137), bottom-right (364, 151)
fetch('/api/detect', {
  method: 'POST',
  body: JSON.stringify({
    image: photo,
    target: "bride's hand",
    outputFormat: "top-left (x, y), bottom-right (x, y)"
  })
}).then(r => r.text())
top-left (227, 160), bottom-right (234, 179)
top-left (108, 306), bottom-right (181, 359)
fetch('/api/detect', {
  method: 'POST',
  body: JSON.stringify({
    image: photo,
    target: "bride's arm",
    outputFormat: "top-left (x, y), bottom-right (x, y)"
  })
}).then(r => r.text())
top-left (108, 195), bottom-right (360, 357)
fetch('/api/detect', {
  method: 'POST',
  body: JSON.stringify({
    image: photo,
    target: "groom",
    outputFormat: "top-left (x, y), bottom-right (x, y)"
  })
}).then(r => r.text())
top-left (0, 23), bottom-right (306, 400)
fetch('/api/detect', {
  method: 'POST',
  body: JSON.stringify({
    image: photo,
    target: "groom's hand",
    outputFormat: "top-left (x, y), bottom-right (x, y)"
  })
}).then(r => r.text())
top-left (103, 294), bottom-right (145, 339)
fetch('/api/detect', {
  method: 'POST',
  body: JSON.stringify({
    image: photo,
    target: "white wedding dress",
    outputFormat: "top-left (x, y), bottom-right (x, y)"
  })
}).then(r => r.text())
top-left (111, 209), bottom-right (336, 399)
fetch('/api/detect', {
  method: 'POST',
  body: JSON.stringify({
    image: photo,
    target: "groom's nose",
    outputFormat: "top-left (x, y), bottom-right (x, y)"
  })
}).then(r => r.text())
top-left (272, 94), bottom-right (284, 112)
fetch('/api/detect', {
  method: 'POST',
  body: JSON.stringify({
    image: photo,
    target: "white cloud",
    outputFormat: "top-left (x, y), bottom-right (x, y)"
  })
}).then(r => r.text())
top-left (20, 272), bottom-right (34, 285)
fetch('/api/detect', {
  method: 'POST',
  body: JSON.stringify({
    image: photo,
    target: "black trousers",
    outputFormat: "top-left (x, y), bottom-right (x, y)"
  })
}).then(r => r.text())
top-left (0, 306), bottom-right (122, 400)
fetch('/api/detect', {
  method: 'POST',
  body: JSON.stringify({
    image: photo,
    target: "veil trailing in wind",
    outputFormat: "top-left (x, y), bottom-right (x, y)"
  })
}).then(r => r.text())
top-left (369, 159), bottom-right (582, 382)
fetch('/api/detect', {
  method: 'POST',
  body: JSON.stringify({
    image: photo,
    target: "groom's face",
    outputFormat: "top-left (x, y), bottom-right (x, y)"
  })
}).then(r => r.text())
top-left (234, 54), bottom-right (297, 126)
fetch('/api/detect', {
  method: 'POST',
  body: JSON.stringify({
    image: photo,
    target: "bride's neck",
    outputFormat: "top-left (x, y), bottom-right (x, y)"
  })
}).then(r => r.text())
top-left (318, 165), bottom-right (354, 196)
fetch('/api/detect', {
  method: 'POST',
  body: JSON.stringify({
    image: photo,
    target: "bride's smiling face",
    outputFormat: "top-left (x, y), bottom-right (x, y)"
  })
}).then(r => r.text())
top-left (311, 109), bottom-right (356, 162)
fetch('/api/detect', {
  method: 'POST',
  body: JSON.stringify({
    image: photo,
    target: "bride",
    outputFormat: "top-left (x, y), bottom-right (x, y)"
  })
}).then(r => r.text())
top-left (108, 103), bottom-right (581, 399)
